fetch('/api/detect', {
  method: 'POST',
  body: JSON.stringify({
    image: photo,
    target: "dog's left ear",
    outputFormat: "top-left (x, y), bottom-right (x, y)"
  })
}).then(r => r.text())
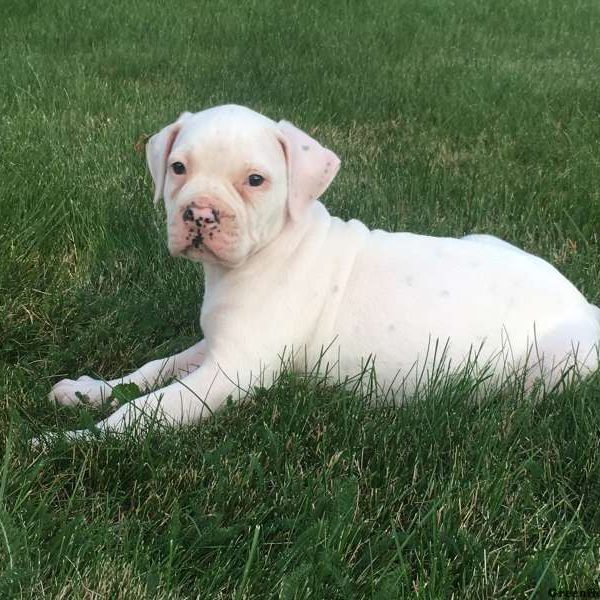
top-left (277, 120), bottom-right (341, 222)
top-left (146, 112), bottom-right (192, 206)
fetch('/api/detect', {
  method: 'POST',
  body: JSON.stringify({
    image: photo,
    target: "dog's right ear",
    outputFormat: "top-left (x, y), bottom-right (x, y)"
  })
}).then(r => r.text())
top-left (146, 112), bottom-right (192, 206)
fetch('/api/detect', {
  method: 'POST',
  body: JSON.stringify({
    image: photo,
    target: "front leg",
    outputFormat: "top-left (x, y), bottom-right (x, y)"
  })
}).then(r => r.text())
top-left (55, 353), bottom-right (268, 441)
top-left (49, 340), bottom-right (207, 407)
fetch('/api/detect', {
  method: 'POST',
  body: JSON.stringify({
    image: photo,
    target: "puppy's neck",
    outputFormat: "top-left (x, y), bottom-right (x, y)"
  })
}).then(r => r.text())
top-left (201, 202), bottom-right (332, 293)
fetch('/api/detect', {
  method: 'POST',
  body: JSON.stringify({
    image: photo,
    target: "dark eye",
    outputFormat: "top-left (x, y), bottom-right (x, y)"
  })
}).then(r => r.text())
top-left (248, 174), bottom-right (264, 187)
top-left (171, 161), bottom-right (186, 175)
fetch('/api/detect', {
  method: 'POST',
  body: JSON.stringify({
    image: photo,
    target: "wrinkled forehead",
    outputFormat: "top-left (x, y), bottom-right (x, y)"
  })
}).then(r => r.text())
top-left (173, 107), bottom-right (284, 169)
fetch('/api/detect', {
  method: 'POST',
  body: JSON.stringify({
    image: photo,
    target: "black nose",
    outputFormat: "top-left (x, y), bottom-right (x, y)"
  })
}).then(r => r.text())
top-left (182, 207), bottom-right (194, 222)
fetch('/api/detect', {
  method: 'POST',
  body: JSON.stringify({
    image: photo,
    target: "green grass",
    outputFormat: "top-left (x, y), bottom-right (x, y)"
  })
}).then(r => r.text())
top-left (2, 0), bottom-right (600, 596)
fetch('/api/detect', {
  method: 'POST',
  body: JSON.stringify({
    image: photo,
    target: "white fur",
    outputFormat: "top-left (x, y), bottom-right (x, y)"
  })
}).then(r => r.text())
top-left (46, 105), bottom-right (600, 442)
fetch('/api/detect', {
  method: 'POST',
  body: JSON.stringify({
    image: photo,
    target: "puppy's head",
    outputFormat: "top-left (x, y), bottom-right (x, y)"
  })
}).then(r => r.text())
top-left (146, 105), bottom-right (340, 268)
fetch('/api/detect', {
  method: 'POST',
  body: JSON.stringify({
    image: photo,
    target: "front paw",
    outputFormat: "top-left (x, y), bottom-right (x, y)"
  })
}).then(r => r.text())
top-left (48, 375), bottom-right (110, 407)
top-left (31, 428), bottom-right (99, 450)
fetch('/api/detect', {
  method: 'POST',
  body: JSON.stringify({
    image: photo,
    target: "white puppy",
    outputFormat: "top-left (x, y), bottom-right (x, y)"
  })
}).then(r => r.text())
top-left (49, 105), bottom-right (600, 439)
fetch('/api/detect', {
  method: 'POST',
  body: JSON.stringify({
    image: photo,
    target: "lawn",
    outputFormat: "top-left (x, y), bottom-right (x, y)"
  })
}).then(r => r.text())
top-left (2, 0), bottom-right (600, 597)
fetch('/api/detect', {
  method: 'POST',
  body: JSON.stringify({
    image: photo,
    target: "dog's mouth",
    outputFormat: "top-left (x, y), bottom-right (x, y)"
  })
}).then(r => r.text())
top-left (182, 243), bottom-right (217, 261)
top-left (177, 234), bottom-right (229, 265)
top-left (168, 203), bottom-right (242, 266)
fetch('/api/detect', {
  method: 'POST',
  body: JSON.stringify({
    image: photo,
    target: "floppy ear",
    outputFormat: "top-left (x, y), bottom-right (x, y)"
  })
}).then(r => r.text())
top-left (277, 120), bottom-right (341, 222)
top-left (146, 112), bottom-right (192, 206)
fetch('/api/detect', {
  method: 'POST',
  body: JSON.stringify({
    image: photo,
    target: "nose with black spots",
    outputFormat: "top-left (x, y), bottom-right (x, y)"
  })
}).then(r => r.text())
top-left (181, 205), bottom-right (222, 249)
